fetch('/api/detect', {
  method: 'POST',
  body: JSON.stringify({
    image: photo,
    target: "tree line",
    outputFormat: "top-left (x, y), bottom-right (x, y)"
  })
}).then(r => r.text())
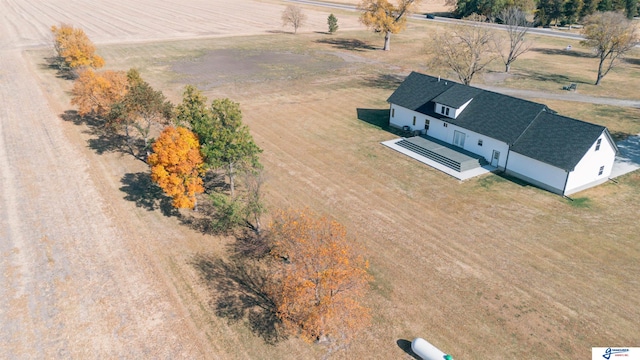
top-left (449, 0), bottom-right (638, 23)
top-left (51, 24), bottom-right (372, 348)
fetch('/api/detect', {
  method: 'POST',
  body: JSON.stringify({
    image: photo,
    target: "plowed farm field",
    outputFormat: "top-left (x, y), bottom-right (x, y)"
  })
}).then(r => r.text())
top-left (2, 1), bottom-right (639, 359)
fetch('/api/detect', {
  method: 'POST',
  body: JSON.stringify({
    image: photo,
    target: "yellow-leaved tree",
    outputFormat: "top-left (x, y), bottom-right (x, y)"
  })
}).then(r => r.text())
top-left (267, 209), bottom-right (372, 344)
top-left (147, 126), bottom-right (205, 210)
top-left (70, 68), bottom-right (128, 118)
top-left (51, 24), bottom-right (105, 70)
top-left (358, 0), bottom-right (421, 51)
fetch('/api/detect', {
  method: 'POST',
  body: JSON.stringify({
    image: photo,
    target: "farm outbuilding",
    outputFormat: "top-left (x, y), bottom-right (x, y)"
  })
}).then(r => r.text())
top-left (385, 72), bottom-right (618, 195)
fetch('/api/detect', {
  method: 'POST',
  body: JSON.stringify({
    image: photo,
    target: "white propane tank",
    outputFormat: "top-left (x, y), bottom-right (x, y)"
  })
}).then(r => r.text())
top-left (410, 338), bottom-right (453, 360)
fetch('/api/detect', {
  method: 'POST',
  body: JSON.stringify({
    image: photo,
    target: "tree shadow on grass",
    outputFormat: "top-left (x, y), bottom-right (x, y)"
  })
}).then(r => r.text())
top-left (315, 38), bottom-right (377, 51)
top-left (85, 125), bottom-right (130, 155)
top-left (119, 172), bottom-right (178, 217)
top-left (202, 171), bottom-right (228, 194)
top-left (60, 110), bottom-right (146, 159)
top-left (60, 109), bottom-right (95, 126)
top-left (178, 196), bottom-right (218, 234)
top-left (192, 254), bottom-right (283, 345)
top-left (530, 47), bottom-right (594, 59)
top-left (624, 57), bottom-right (640, 66)
top-left (265, 29), bottom-right (291, 35)
top-left (228, 229), bottom-right (271, 260)
top-left (514, 70), bottom-right (592, 88)
top-left (521, 71), bottom-right (573, 85)
top-left (42, 56), bottom-right (77, 80)
top-left (360, 73), bottom-right (405, 90)
top-left (396, 339), bottom-right (421, 359)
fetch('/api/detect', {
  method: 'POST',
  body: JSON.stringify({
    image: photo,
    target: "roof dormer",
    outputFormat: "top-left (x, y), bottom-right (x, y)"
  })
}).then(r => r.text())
top-left (435, 99), bottom-right (473, 119)
top-left (432, 85), bottom-right (481, 119)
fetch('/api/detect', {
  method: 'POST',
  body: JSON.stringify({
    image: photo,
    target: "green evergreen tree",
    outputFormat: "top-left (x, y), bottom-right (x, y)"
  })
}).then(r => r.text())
top-left (327, 13), bottom-right (339, 34)
top-left (580, 0), bottom-right (597, 18)
top-left (536, 0), bottom-right (553, 25)
top-left (563, 0), bottom-right (583, 24)
top-left (624, 0), bottom-right (638, 17)
top-left (597, 0), bottom-right (613, 12)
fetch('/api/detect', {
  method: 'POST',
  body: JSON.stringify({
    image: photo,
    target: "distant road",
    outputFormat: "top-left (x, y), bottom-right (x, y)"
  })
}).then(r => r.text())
top-left (477, 85), bottom-right (640, 108)
top-left (286, 0), bottom-right (587, 41)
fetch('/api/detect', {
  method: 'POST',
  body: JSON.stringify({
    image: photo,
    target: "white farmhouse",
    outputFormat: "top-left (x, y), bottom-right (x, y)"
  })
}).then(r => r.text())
top-left (386, 72), bottom-right (618, 195)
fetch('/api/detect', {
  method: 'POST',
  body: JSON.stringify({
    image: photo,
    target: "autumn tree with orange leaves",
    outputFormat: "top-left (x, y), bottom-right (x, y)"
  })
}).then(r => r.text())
top-left (358, 0), bottom-right (422, 51)
top-left (70, 68), bottom-right (128, 118)
top-left (267, 209), bottom-right (372, 343)
top-left (148, 126), bottom-right (205, 210)
top-left (51, 24), bottom-right (104, 70)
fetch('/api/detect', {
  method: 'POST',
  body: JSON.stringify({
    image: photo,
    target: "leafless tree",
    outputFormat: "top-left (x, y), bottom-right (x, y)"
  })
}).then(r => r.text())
top-left (241, 167), bottom-right (265, 234)
top-left (494, 6), bottom-right (532, 72)
top-left (431, 15), bottom-right (497, 85)
top-left (282, 5), bottom-right (307, 34)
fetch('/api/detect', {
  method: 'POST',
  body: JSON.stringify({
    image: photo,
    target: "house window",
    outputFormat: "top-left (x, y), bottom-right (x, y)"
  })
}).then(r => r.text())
top-left (598, 166), bottom-right (604, 176)
top-left (443, 123), bottom-right (448, 128)
top-left (425, 119), bottom-right (430, 130)
top-left (595, 138), bottom-right (602, 151)
top-left (478, 139), bottom-right (483, 146)
top-left (445, 107), bottom-right (450, 116)
top-left (413, 116), bottom-right (416, 126)
top-left (391, 108), bottom-right (395, 118)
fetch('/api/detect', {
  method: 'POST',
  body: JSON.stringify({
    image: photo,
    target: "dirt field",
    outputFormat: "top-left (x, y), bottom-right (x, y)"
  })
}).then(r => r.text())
top-left (2, 0), bottom-right (639, 359)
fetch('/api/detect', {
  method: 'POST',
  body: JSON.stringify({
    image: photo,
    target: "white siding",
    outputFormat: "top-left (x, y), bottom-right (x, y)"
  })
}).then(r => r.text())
top-left (564, 133), bottom-right (617, 194)
top-left (427, 118), bottom-right (509, 168)
top-left (506, 152), bottom-right (568, 193)
top-left (389, 105), bottom-right (429, 132)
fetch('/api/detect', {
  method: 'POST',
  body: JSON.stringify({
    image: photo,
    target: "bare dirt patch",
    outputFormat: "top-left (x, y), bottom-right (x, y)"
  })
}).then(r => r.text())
top-left (171, 49), bottom-right (347, 89)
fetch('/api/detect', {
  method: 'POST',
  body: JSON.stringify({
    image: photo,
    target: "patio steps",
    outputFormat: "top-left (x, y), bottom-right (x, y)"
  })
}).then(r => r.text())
top-left (396, 139), bottom-right (486, 172)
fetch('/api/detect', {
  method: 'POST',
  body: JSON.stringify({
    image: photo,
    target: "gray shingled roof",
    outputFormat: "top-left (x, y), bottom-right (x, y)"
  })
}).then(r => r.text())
top-left (432, 85), bottom-right (482, 108)
top-left (450, 90), bottom-right (547, 145)
top-left (387, 72), bottom-right (548, 144)
top-left (387, 72), bottom-right (454, 111)
top-left (510, 112), bottom-right (610, 171)
top-left (387, 71), bottom-right (618, 171)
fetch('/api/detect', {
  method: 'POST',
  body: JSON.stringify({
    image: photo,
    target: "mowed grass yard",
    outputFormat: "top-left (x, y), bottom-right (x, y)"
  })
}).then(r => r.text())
top-left (35, 20), bottom-right (640, 359)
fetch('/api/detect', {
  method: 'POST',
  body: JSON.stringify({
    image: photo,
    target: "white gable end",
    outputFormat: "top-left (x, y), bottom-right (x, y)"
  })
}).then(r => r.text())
top-left (564, 132), bottom-right (617, 195)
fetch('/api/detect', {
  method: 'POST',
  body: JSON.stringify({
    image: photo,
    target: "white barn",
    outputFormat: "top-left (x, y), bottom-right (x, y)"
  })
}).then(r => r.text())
top-left (386, 72), bottom-right (618, 195)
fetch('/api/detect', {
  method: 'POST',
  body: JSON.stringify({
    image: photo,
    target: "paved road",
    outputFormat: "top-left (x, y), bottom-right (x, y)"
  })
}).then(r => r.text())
top-left (477, 85), bottom-right (640, 108)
